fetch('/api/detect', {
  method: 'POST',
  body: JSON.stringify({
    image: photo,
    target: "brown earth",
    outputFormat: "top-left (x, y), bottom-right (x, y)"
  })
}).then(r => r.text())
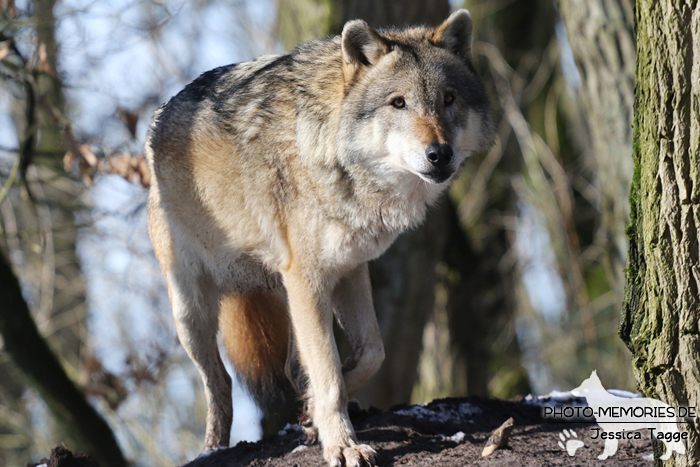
top-left (31, 397), bottom-right (655, 467)
top-left (28, 446), bottom-right (98, 467)
top-left (183, 397), bottom-right (654, 467)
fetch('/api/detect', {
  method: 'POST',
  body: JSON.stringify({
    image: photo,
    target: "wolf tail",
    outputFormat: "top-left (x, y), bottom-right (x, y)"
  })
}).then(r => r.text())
top-left (219, 289), bottom-right (292, 410)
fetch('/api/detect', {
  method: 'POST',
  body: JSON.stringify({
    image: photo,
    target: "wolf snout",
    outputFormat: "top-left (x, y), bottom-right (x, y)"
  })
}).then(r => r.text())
top-left (425, 143), bottom-right (453, 169)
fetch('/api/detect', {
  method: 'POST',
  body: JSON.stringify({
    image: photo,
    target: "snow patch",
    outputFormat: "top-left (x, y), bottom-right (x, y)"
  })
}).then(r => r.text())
top-left (196, 447), bottom-right (227, 459)
top-left (441, 431), bottom-right (466, 443)
top-left (278, 423), bottom-right (303, 436)
top-left (525, 390), bottom-right (587, 407)
top-left (607, 389), bottom-right (641, 399)
top-left (525, 389), bottom-right (640, 407)
top-left (394, 402), bottom-right (481, 423)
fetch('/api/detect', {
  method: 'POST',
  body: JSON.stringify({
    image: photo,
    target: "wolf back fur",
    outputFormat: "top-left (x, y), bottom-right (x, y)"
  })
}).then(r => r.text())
top-left (146, 9), bottom-right (494, 466)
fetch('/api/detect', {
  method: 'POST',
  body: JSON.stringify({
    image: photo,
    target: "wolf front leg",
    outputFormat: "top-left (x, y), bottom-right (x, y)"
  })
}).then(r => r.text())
top-left (283, 265), bottom-right (377, 467)
top-left (333, 263), bottom-right (385, 398)
top-left (168, 269), bottom-right (233, 450)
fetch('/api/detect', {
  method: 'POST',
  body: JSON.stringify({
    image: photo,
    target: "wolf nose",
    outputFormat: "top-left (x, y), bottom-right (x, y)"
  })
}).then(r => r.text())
top-left (426, 143), bottom-right (453, 169)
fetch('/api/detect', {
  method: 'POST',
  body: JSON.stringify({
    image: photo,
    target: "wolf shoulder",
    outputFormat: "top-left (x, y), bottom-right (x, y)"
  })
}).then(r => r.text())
top-left (146, 40), bottom-right (344, 155)
top-left (146, 53), bottom-right (293, 152)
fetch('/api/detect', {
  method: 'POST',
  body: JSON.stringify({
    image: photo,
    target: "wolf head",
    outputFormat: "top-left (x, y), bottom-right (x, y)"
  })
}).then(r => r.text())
top-left (337, 10), bottom-right (494, 186)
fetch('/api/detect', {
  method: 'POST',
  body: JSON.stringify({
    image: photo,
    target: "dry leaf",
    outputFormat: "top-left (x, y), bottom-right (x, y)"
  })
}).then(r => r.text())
top-left (79, 144), bottom-right (97, 168)
top-left (0, 41), bottom-right (9, 61)
top-left (36, 42), bottom-right (56, 76)
top-left (105, 153), bottom-right (151, 188)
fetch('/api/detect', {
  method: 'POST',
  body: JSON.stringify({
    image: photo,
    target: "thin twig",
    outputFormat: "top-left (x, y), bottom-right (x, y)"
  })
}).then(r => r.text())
top-left (0, 155), bottom-right (20, 210)
top-left (27, 166), bottom-right (55, 325)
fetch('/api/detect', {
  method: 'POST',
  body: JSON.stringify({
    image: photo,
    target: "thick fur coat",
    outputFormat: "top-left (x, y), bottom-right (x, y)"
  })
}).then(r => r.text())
top-left (146, 9), bottom-right (494, 466)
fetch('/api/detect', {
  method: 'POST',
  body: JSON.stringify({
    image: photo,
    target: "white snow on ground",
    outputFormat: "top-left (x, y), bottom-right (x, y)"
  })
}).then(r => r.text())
top-left (441, 431), bottom-right (466, 443)
top-left (607, 389), bottom-right (641, 399)
top-left (525, 390), bottom-right (586, 407)
top-left (525, 389), bottom-right (640, 407)
top-left (277, 423), bottom-right (303, 436)
top-left (393, 402), bottom-right (481, 423)
top-left (195, 447), bottom-right (228, 459)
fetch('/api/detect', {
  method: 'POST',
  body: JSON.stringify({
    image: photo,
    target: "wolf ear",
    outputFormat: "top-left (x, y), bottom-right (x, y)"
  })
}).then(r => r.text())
top-left (432, 9), bottom-right (473, 62)
top-left (341, 20), bottom-right (389, 83)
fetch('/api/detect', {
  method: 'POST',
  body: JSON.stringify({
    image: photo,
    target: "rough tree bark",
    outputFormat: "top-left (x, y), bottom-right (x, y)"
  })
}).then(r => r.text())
top-left (620, 1), bottom-right (700, 465)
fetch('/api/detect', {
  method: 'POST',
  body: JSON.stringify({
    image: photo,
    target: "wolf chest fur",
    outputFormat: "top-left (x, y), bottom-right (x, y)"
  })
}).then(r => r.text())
top-left (146, 9), bottom-right (493, 466)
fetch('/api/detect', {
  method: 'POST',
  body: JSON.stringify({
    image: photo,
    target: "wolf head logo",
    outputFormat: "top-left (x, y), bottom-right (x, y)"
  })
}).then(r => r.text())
top-left (571, 371), bottom-right (686, 461)
top-left (571, 370), bottom-right (605, 397)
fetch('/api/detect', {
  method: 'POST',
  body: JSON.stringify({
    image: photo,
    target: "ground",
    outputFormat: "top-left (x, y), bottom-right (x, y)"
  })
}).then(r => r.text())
top-left (31, 396), bottom-right (656, 467)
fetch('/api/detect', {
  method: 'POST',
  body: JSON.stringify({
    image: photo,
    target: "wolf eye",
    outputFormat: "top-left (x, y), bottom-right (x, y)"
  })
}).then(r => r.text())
top-left (391, 97), bottom-right (406, 109)
top-left (444, 93), bottom-right (455, 106)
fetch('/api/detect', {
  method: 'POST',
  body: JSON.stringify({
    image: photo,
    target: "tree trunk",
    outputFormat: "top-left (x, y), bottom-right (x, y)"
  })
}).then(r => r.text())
top-left (33, 0), bottom-right (88, 368)
top-left (556, 0), bottom-right (637, 390)
top-left (1, 0), bottom-right (93, 458)
top-left (620, 1), bottom-right (700, 464)
top-left (556, 0), bottom-right (635, 310)
top-left (0, 251), bottom-right (127, 467)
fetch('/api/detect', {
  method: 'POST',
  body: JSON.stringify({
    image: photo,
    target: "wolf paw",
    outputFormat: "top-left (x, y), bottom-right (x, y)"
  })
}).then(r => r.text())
top-left (299, 412), bottom-right (319, 445)
top-left (325, 444), bottom-right (377, 467)
top-left (302, 424), bottom-right (319, 445)
top-left (298, 406), bottom-right (317, 445)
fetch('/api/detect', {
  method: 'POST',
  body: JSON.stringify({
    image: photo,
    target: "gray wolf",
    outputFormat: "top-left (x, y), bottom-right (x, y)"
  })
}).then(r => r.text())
top-left (145, 9), bottom-right (493, 466)
top-left (572, 371), bottom-right (686, 460)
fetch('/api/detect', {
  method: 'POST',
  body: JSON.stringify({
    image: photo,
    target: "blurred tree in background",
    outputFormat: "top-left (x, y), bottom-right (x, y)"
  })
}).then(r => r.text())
top-left (0, 0), bottom-right (94, 463)
top-left (555, 0), bottom-right (635, 387)
top-left (2, 1), bottom-right (274, 464)
top-left (0, 0), bottom-right (644, 465)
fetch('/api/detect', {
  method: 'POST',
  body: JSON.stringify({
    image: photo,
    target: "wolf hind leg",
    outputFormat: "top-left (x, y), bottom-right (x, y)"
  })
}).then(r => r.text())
top-left (285, 335), bottom-right (319, 444)
top-left (168, 266), bottom-right (232, 450)
top-left (219, 288), bottom-right (291, 417)
top-left (598, 436), bottom-right (618, 460)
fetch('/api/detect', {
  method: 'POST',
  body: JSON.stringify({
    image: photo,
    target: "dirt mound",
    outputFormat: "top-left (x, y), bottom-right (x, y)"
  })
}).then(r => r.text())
top-left (28, 446), bottom-right (98, 467)
top-left (28, 397), bottom-right (654, 466)
top-left (182, 396), bottom-right (654, 466)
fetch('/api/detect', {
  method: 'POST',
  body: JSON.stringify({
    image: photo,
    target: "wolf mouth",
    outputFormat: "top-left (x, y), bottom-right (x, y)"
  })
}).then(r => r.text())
top-left (419, 170), bottom-right (454, 184)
